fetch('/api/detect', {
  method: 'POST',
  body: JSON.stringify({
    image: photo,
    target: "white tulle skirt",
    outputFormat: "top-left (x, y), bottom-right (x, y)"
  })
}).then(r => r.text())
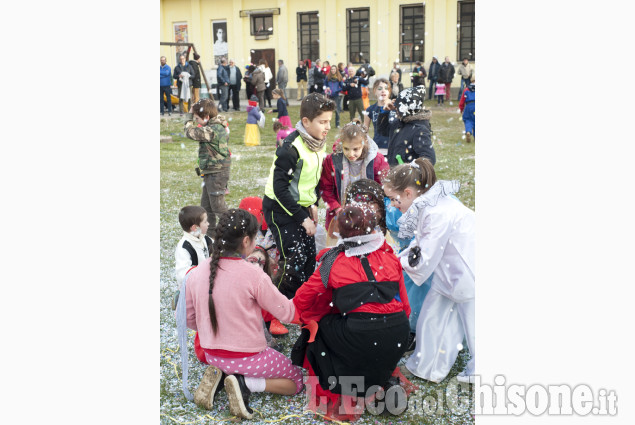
top-left (405, 289), bottom-right (475, 382)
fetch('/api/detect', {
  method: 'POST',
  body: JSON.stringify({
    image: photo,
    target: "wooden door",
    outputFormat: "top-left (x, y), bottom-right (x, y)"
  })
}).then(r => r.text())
top-left (250, 49), bottom-right (276, 88)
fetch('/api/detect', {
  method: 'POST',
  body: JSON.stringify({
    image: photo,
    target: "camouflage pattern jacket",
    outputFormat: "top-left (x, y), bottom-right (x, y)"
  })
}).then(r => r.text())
top-left (184, 116), bottom-right (231, 174)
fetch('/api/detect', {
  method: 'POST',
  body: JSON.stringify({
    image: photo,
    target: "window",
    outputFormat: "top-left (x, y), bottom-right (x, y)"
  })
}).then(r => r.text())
top-left (297, 12), bottom-right (319, 61)
top-left (400, 5), bottom-right (425, 63)
top-left (251, 15), bottom-right (273, 35)
top-left (347, 8), bottom-right (369, 64)
top-left (457, 1), bottom-right (475, 61)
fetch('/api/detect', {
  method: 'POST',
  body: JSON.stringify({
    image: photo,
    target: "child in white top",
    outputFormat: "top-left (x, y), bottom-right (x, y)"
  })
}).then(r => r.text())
top-left (383, 158), bottom-right (475, 383)
top-left (175, 205), bottom-right (212, 285)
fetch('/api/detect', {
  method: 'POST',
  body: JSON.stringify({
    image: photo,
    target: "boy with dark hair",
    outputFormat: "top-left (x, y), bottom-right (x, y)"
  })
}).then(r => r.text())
top-left (183, 99), bottom-right (231, 236)
top-left (263, 93), bottom-right (335, 299)
top-left (175, 205), bottom-right (212, 284)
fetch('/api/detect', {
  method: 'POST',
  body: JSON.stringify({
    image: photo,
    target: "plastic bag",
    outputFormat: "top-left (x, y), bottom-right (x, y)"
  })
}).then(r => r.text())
top-left (314, 224), bottom-right (327, 253)
top-left (257, 111), bottom-right (266, 128)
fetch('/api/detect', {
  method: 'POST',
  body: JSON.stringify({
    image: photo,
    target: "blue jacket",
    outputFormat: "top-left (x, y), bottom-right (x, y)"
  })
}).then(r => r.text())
top-left (217, 65), bottom-right (230, 85)
top-left (160, 64), bottom-right (172, 86)
top-left (325, 78), bottom-right (343, 98)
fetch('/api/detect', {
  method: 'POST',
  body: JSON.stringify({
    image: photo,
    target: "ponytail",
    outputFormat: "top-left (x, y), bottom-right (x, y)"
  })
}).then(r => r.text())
top-left (208, 209), bottom-right (259, 334)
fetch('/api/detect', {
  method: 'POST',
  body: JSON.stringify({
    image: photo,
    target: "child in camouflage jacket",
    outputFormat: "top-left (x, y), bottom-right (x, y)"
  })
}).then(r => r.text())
top-left (184, 99), bottom-right (232, 236)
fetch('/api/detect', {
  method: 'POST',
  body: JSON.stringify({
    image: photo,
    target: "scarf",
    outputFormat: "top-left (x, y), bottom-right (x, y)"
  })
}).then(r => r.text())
top-left (401, 108), bottom-right (432, 123)
top-left (397, 180), bottom-right (461, 240)
top-left (319, 232), bottom-right (386, 288)
top-left (295, 121), bottom-right (327, 152)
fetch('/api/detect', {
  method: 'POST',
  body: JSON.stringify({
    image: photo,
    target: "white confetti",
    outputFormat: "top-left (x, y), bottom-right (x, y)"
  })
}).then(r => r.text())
top-left (180, 143), bottom-right (185, 149)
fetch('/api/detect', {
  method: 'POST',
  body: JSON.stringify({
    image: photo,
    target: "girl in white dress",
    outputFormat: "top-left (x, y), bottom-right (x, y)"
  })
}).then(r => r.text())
top-left (382, 157), bottom-right (475, 383)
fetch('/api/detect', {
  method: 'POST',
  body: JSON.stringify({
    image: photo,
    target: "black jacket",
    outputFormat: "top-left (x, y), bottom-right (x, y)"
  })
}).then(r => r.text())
top-left (190, 60), bottom-right (201, 88)
top-left (427, 61), bottom-right (441, 81)
top-left (342, 76), bottom-right (368, 100)
top-left (438, 63), bottom-right (455, 84)
top-left (377, 110), bottom-right (436, 167)
top-left (173, 62), bottom-right (195, 87)
top-left (296, 66), bottom-right (307, 82)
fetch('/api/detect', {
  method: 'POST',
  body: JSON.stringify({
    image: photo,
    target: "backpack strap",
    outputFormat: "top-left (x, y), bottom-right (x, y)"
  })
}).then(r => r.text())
top-left (204, 235), bottom-right (213, 257)
top-left (360, 256), bottom-right (376, 282)
top-left (182, 240), bottom-right (199, 266)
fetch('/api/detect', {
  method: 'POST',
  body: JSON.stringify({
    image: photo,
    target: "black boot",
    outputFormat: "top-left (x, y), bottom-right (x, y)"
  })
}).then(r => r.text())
top-left (225, 374), bottom-right (253, 419)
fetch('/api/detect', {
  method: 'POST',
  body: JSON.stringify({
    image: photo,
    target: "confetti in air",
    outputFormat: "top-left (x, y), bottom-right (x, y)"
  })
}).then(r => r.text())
top-left (180, 143), bottom-right (185, 149)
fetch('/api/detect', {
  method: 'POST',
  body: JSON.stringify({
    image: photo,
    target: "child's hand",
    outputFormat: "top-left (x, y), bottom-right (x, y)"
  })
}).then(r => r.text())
top-left (309, 205), bottom-right (318, 223)
top-left (383, 99), bottom-right (396, 111)
top-left (302, 217), bottom-right (317, 236)
top-left (408, 246), bottom-right (422, 267)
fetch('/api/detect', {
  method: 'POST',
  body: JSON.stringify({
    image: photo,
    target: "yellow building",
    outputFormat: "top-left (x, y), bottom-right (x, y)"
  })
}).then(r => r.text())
top-left (160, 0), bottom-right (474, 98)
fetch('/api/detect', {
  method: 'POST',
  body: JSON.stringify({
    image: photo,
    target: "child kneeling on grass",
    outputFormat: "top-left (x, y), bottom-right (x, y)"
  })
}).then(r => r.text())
top-left (184, 99), bottom-right (231, 236)
top-left (262, 93), bottom-right (335, 299)
top-left (175, 209), bottom-right (303, 419)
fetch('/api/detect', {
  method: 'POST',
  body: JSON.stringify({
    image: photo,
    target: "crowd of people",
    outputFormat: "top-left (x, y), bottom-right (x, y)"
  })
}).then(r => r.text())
top-left (167, 59), bottom-right (475, 419)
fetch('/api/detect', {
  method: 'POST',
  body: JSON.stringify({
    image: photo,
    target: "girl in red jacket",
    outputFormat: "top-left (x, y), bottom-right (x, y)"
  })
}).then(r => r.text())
top-left (319, 120), bottom-right (389, 239)
top-left (293, 206), bottom-right (411, 421)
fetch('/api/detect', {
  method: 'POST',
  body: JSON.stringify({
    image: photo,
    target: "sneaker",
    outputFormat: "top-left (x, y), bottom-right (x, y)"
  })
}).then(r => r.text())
top-left (269, 318), bottom-right (289, 336)
top-left (225, 374), bottom-right (253, 419)
top-left (465, 132), bottom-right (472, 143)
top-left (193, 365), bottom-right (225, 410)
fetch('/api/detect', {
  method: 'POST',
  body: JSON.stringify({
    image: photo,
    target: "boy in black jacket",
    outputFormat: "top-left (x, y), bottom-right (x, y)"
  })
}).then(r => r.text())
top-left (343, 68), bottom-right (368, 122)
top-left (263, 93), bottom-right (335, 299)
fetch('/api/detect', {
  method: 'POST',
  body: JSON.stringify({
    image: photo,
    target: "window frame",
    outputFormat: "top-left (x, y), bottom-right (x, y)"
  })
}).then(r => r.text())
top-left (457, 1), bottom-right (475, 61)
top-left (297, 11), bottom-right (320, 61)
top-left (399, 4), bottom-right (425, 64)
top-left (346, 8), bottom-right (370, 65)
top-left (250, 14), bottom-right (274, 36)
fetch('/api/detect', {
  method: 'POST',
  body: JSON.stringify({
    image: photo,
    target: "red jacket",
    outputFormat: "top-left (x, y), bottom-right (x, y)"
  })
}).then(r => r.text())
top-left (293, 241), bottom-right (411, 324)
top-left (319, 151), bottom-right (389, 230)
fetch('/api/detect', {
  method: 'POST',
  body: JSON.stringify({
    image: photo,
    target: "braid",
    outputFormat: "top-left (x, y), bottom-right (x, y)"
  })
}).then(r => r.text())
top-left (207, 209), bottom-right (259, 335)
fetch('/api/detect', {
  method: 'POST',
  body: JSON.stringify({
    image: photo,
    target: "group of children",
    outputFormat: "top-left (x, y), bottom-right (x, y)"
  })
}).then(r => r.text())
top-left (172, 89), bottom-right (474, 421)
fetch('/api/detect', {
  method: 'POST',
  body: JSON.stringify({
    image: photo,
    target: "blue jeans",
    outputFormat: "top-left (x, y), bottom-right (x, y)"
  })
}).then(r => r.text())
top-left (330, 95), bottom-right (342, 126)
top-left (219, 84), bottom-right (229, 111)
top-left (160, 85), bottom-right (173, 113)
top-left (458, 78), bottom-right (470, 100)
top-left (428, 79), bottom-right (437, 100)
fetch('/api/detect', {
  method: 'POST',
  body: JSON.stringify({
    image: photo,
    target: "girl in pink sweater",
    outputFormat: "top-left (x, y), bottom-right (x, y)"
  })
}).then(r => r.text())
top-left (178, 208), bottom-right (302, 419)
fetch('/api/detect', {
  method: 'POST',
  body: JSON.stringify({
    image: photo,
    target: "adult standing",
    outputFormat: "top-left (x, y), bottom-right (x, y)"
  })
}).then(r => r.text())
top-left (342, 62), bottom-right (354, 111)
top-left (259, 59), bottom-right (273, 108)
top-left (456, 58), bottom-right (473, 101)
top-left (160, 56), bottom-right (172, 116)
top-left (251, 63), bottom-right (266, 109)
top-left (190, 53), bottom-right (202, 106)
top-left (427, 56), bottom-right (441, 100)
top-left (410, 61), bottom-right (426, 87)
top-left (227, 59), bottom-right (243, 111)
top-left (277, 59), bottom-right (289, 105)
top-left (438, 56), bottom-right (455, 101)
top-left (173, 54), bottom-right (195, 114)
top-left (216, 58), bottom-right (230, 112)
top-left (296, 59), bottom-right (307, 101)
top-left (309, 59), bottom-right (322, 94)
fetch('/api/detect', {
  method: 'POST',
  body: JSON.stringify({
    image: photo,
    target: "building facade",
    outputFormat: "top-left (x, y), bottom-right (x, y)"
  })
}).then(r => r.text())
top-left (160, 0), bottom-right (475, 96)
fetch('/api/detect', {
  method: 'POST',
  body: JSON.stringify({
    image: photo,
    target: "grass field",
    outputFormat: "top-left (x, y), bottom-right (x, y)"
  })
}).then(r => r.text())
top-left (160, 99), bottom-right (475, 424)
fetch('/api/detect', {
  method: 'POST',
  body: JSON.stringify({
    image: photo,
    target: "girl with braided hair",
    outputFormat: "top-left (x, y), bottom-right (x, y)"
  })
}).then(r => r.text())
top-left (292, 205), bottom-right (411, 422)
top-left (383, 157), bottom-right (475, 384)
top-left (178, 209), bottom-right (302, 419)
top-left (319, 119), bottom-right (389, 240)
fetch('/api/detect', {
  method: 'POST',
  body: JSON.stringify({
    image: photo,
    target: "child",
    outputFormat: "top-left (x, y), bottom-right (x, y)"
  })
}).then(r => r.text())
top-left (319, 119), bottom-right (389, 237)
top-left (344, 179), bottom-right (387, 235)
top-left (184, 99), bottom-right (231, 235)
top-left (325, 65), bottom-right (343, 128)
top-left (343, 67), bottom-right (368, 122)
top-left (175, 206), bottom-right (212, 285)
top-left (269, 88), bottom-right (292, 128)
top-left (377, 86), bottom-right (436, 167)
top-left (382, 158), bottom-right (475, 384)
top-left (363, 78), bottom-right (395, 151)
top-left (434, 81), bottom-right (446, 105)
top-left (273, 121), bottom-right (293, 149)
top-left (459, 78), bottom-right (475, 143)
top-left (293, 206), bottom-right (411, 422)
top-left (245, 95), bottom-right (263, 146)
top-left (176, 209), bottom-right (303, 419)
top-left (262, 93), bottom-right (335, 299)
